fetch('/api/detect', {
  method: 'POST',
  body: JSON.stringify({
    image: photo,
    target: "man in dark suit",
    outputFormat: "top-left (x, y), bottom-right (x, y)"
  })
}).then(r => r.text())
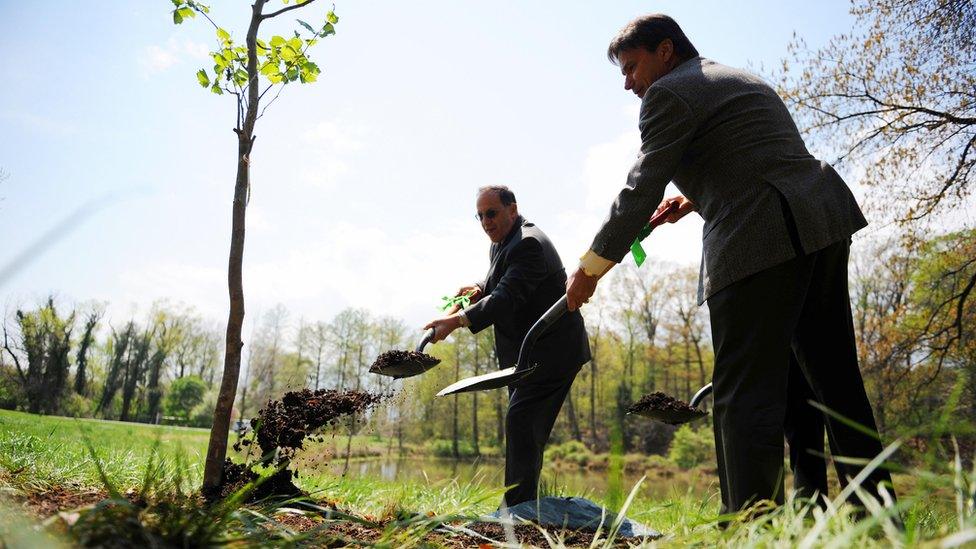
top-left (564, 14), bottom-right (894, 514)
top-left (425, 185), bottom-right (590, 506)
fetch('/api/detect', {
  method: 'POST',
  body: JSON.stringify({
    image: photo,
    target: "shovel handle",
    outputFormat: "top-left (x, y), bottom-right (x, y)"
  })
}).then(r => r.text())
top-left (416, 327), bottom-right (436, 352)
top-left (510, 205), bottom-right (676, 376)
top-left (514, 295), bottom-right (568, 371)
top-left (689, 382), bottom-right (713, 408)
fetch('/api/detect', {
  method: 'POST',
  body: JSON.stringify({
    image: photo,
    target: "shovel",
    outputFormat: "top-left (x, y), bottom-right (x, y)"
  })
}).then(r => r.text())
top-left (369, 328), bottom-right (442, 379)
top-left (627, 383), bottom-right (713, 425)
top-left (437, 201), bottom-right (681, 397)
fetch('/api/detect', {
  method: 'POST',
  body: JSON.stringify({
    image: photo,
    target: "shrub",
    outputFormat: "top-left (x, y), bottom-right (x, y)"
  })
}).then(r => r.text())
top-left (644, 454), bottom-right (674, 469)
top-left (0, 371), bottom-right (25, 410)
top-left (163, 376), bottom-right (207, 425)
top-left (62, 393), bottom-right (93, 418)
top-left (544, 440), bottom-right (593, 467)
top-left (427, 439), bottom-right (479, 458)
top-left (188, 392), bottom-right (216, 428)
top-left (667, 425), bottom-right (715, 469)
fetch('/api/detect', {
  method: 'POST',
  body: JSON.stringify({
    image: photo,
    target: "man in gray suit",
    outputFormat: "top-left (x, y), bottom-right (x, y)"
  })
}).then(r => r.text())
top-left (565, 14), bottom-right (894, 514)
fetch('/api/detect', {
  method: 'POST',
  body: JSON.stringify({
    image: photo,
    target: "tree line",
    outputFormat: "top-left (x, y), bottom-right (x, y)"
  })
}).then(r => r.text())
top-left (2, 230), bottom-right (970, 460)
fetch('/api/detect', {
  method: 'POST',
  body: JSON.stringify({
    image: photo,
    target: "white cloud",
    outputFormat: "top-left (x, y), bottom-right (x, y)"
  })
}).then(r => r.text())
top-left (142, 45), bottom-right (179, 73)
top-left (554, 129), bottom-right (705, 273)
top-left (116, 262), bottom-right (226, 320)
top-left (0, 111), bottom-right (78, 137)
top-left (138, 37), bottom-right (211, 77)
top-left (297, 121), bottom-right (368, 189)
top-left (302, 121), bottom-right (365, 154)
top-left (582, 130), bottom-right (639, 210)
top-left (112, 218), bottom-right (486, 331)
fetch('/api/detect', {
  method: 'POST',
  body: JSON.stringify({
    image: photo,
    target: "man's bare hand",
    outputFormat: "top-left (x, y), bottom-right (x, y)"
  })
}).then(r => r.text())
top-left (566, 267), bottom-right (599, 312)
top-left (424, 315), bottom-right (462, 343)
top-left (655, 195), bottom-right (696, 223)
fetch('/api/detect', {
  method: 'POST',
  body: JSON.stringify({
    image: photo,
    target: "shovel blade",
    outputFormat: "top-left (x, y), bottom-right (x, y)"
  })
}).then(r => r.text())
top-left (369, 359), bottom-right (441, 379)
top-left (436, 366), bottom-right (537, 396)
top-left (369, 349), bottom-right (441, 379)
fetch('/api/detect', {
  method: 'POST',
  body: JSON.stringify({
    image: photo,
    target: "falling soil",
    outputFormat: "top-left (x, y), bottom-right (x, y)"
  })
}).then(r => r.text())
top-left (369, 349), bottom-right (440, 377)
top-left (211, 388), bottom-right (387, 501)
top-left (627, 391), bottom-right (707, 424)
top-left (252, 388), bottom-right (386, 460)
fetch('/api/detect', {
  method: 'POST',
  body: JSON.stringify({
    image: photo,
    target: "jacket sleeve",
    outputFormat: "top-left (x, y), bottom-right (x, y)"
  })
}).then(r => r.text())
top-left (463, 237), bottom-right (548, 334)
top-left (589, 85), bottom-right (697, 262)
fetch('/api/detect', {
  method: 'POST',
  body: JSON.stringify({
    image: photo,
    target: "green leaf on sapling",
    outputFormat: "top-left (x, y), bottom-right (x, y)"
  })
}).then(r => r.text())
top-left (296, 19), bottom-right (316, 35)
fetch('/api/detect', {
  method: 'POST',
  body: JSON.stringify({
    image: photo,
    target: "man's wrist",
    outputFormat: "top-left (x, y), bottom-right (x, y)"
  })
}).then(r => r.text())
top-left (456, 310), bottom-right (470, 328)
top-left (579, 249), bottom-right (615, 278)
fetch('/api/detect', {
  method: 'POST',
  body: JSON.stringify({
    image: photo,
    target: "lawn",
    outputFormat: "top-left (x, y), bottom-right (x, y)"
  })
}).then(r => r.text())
top-left (0, 410), bottom-right (972, 547)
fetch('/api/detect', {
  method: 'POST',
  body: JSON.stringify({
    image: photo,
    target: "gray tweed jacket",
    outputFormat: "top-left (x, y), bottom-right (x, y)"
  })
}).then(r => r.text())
top-left (590, 57), bottom-right (867, 304)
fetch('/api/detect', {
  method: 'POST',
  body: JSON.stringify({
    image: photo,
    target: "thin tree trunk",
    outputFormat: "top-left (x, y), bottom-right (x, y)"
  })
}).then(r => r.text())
top-left (683, 337), bottom-right (691, 401)
top-left (566, 387), bottom-right (582, 442)
top-left (452, 338), bottom-right (460, 459)
top-left (589, 332), bottom-right (599, 446)
top-left (472, 336), bottom-right (480, 456)
top-left (342, 342), bottom-right (364, 474)
top-left (202, 0), bottom-right (266, 492)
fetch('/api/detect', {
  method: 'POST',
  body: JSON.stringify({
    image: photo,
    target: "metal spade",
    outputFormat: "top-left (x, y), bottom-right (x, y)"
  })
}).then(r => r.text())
top-left (628, 383), bottom-right (713, 425)
top-left (369, 328), bottom-right (442, 379)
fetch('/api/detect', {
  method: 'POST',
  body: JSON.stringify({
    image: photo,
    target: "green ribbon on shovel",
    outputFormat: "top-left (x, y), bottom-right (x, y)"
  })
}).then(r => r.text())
top-left (630, 222), bottom-right (655, 267)
top-left (629, 200), bottom-right (681, 267)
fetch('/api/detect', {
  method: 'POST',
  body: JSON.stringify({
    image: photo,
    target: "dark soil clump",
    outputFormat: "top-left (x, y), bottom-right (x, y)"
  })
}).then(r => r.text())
top-left (628, 391), bottom-right (707, 424)
top-left (629, 391), bottom-right (697, 413)
top-left (369, 349), bottom-right (440, 377)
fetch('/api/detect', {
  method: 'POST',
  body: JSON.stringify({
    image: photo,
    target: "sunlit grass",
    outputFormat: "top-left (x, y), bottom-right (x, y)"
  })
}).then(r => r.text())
top-left (1, 409), bottom-right (973, 547)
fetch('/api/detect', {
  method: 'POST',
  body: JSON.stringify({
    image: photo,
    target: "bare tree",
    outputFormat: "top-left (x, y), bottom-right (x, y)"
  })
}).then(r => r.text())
top-left (778, 0), bottom-right (975, 353)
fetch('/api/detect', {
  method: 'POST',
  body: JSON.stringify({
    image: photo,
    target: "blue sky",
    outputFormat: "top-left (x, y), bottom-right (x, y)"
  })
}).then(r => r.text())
top-left (0, 0), bottom-right (854, 332)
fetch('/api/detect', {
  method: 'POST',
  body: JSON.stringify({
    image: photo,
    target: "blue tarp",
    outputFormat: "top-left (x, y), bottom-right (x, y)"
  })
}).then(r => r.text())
top-left (486, 496), bottom-right (662, 539)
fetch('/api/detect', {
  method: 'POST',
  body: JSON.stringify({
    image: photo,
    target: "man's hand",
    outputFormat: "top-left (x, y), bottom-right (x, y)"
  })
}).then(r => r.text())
top-left (566, 267), bottom-right (599, 312)
top-left (655, 195), bottom-right (695, 223)
top-left (424, 315), bottom-right (463, 343)
top-left (446, 285), bottom-right (483, 314)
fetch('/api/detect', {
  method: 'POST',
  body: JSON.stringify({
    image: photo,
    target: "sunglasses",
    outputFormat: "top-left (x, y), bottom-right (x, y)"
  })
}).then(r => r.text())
top-left (475, 208), bottom-right (500, 221)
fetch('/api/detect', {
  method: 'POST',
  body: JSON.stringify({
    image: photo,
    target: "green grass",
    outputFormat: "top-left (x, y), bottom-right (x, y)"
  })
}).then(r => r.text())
top-left (1, 409), bottom-right (974, 547)
top-left (0, 409), bottom-right (212, 491)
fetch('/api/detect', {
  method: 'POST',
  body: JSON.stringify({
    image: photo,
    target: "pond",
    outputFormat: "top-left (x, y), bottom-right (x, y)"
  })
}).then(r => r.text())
top-left (313, 456), bottom-right (717, 502)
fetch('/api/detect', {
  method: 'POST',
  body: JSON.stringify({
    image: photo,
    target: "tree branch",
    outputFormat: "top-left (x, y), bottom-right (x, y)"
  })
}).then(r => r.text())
top-left (2, 321), bottom-right (26, 384)
top-left (261, 0), bottom-right (320, 19)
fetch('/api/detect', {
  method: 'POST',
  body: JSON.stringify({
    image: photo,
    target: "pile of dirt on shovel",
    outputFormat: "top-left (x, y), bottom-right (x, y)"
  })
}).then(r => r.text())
top-left (370, 349), bottom-right (439, 371)
top-left (213, 388), bottom-right (387, 501)
top-left (627, 391), bottom-right (702, 416)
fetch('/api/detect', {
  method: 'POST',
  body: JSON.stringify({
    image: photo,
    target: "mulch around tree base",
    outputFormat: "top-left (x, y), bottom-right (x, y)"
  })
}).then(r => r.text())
top-left (11, 487), bottom-right (644, 547)
top-left (9, 484), bottom-right (108, 519)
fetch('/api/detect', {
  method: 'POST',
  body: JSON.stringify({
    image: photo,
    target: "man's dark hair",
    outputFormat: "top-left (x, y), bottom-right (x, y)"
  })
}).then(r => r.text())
top-left (607, 14), bottom-right (699, 65)
top-left (478, 185), bottom-right (517, 206)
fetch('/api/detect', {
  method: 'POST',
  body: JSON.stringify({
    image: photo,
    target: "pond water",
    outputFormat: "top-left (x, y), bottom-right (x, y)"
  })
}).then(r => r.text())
top-left (314, 456), bottom-right (717, 501)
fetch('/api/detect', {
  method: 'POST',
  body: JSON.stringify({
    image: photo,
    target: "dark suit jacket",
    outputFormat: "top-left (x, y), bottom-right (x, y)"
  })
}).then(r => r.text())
top-left (589, 57), bottom-right (867, 304)
top-left (464, 216), bottom-right (590, 378)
